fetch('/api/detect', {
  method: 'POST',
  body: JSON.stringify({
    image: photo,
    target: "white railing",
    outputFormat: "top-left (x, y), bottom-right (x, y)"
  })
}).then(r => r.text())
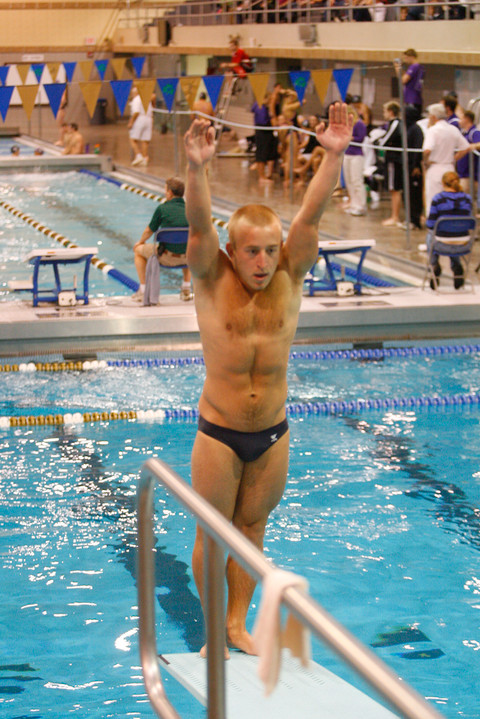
top-left (137, 456), bottom-right (446, 719)
top-left (118, 0), bottom-right (480, 28)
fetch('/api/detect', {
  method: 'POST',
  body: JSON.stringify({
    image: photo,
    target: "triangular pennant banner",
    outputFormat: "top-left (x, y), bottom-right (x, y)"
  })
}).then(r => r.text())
top-left (135, 79), bottom-right (156, 112)
top-left (157, 77), bottom-right (178, 112)
top-left (0, 85), bottom-right (14, 121)
top-left (289, 71), bottom-right (310, 104)
top-left (17, 85), bottom-right (39, 120)
top-left (16, 64), bottom-right (31, 85)
top-left (31, 63), bottom-right (45, 83)
top-left (0, 66), bottom-right (9, 86)
top-left (248, 72), bottom-right (270, 106)
top-left (63, 62), bottom-right (77, 82)
top-left (179, 76), bottom-right (201, 111)
top-left (95, 59), bottom-right (109, 81)
top-left (202, 75), bottom-right (224, 111)
top-left (47, 62), bottom-right (61, 82)
top-left (79, 81), bottom-right (102, 118)
top-left (79, 61), bottom-right (94, 81)
top-left (110, 79), bottom-right (133, 115)
top-left (131, 56), bottom-right (145, 78)
top-left (43, 83), bottom-right (67, 118)
top-left (111, 58), bottom-right (126, 80)
top-left (310, 69), bottom-right (332, 105)
top-left (333, 68), bottom-right (354, 101)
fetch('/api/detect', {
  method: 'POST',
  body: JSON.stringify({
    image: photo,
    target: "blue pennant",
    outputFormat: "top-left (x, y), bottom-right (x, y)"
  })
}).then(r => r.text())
top-left (95, 59), bottom-right (109, 81)
top-left (0, 86), bottom-right (14, 121)
top-left (332, 68), bottom-right (354, 101)
top-left (62, 62), bottom-right (76, 83)
top-left (110, 79), bottom-right (133, 116)
top-left (43, 83), bottom-right (67, 118)
top-left (202, 75), bottom-right (224, 111)
top-left (157, 78), bottom-right (179, 113)
top-left (31, 63), bottom-right (45, 83)
top-left (289, 71), bottom-right (310, 104)
top-left (0, 66), bottom-right (9, 86)
top-left (131, 57), bottom-right (145, 78)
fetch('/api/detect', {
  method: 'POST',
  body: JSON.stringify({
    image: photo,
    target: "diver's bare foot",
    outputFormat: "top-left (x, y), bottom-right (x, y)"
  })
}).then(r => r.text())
top-left (226, 628), bottom-right (258, 655)
top-left (200, 644), bottom-right (230, 660)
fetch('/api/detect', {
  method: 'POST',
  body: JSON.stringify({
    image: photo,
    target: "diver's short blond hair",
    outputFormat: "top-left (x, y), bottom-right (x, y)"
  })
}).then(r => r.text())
top-left (228, 204), bottom-right (282, 247)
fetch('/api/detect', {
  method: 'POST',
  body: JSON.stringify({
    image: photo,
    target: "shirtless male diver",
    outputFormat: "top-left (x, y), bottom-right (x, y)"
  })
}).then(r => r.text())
top-left (184, 103), bottom-right (353, 657)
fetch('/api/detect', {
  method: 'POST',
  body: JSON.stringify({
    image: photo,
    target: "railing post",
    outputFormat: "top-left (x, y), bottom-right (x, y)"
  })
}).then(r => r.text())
top-left (204, 535), bottom-right (226, 719)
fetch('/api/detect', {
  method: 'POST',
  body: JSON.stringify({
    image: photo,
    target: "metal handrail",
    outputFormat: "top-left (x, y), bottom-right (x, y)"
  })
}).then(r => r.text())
top-left (118, 0), bottom-right (480, 28)
top-left (137, 457), bottom-right (446, 719)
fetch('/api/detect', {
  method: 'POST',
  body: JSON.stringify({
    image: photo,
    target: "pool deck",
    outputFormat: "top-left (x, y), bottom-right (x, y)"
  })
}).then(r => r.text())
top-left (1, 123), bottom-right (480, 357)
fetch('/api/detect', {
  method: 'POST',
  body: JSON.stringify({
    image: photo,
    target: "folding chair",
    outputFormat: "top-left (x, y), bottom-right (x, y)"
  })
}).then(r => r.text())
top-left (422, 215), bottom-right (477, 292)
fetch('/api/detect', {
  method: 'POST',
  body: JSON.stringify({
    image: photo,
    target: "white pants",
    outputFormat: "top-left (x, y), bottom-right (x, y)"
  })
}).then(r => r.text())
top-left (343, 155), bottom-right (367, 212)
top-left (425, 163), bottom-right (453, 216)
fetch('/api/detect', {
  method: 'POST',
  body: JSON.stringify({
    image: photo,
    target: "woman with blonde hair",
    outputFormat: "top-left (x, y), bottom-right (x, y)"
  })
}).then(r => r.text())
top-left (425, 170), bottom-right (472, 289)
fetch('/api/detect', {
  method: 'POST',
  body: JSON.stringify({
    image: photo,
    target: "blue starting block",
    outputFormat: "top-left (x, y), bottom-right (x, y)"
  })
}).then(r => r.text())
top-left (305, 239), bottom-right (376, 296)
top-left (8, 247), bottom-right (98, 307)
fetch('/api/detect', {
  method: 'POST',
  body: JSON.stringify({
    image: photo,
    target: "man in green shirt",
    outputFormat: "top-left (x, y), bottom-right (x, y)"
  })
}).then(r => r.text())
top-left (132, 176), bottom-right (192, 302)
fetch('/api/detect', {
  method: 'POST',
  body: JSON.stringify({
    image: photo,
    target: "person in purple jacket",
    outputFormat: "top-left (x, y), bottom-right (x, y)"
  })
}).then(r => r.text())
top-left (251, 94), bottom-right (278, 184)
top-left (398, 49), bottom-right (425, 120)
top-left (343, 106), bottom-right (367, 216)
top-left (456, 110), bottom-right (480, 194)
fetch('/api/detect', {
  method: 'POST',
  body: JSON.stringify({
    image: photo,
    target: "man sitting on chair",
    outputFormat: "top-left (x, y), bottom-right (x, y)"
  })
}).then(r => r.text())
top-left (425, 170), bottom-right (472, 290)
top-left (133, 176), bottom-right (193, 302)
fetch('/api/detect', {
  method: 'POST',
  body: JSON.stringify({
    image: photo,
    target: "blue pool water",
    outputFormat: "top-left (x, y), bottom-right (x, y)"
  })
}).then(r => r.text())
top-left (1, 344), bottom-right (479, 718)
top-left (0, 170), bottom-right (193, 300)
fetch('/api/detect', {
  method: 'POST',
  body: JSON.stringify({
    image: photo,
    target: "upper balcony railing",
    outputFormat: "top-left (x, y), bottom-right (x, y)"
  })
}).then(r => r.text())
top-left (117, 0), bottom-right (480, 28)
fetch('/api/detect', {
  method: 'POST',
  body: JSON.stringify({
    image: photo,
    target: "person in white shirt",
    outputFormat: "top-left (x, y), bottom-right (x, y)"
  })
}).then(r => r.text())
top-left (127, 86), bottom-right (155, 167)
top-left (422, 103), bottom-right (469, 215)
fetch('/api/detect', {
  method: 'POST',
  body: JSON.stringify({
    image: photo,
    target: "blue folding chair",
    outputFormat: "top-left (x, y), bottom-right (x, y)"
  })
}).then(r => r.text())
top-left (422, 215), bottom-right (477, 292)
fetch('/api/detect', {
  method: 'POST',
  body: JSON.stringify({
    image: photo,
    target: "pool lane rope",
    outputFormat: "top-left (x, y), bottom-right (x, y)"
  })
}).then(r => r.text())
top-left (1, 343), bottom-right (480, 374)
top-left (2, 390), bottom-right (480, 429)
top-left (0, 200), bottom-right (138, 291)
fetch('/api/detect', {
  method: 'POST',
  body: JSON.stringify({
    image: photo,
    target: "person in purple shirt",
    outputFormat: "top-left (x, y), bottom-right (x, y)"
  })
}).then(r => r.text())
top-left (343, 107), bottom-right (367, 216)
top-left (456, 109), bottom-right (480, 193)
top-left (251, 94), bottom-right (278, 183)
top-left (443, 94), bottom-right (461, 130)
top-left (398, 49), bottom-right (424, 120)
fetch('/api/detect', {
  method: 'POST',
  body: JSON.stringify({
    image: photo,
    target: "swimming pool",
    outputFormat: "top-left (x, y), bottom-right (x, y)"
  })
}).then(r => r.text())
top-left (1, 342), bottom-right (479, 718)
top-left (0, 169), bottom-right (404, 304)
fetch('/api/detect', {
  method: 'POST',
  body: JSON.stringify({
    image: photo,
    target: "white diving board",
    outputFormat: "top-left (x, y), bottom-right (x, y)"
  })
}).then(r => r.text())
top-left (159, 650), bottom-right (398, 719)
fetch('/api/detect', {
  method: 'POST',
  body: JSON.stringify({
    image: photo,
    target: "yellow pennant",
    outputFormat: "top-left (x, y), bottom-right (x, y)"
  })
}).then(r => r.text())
top-left (79, 81), bottom-right (102, 117)
top-left (135, 78), bottom-right (156, 112)
top-left (310, 70), bottom-right (332, 105)
top-left (78, 60), bottom-right (94, 81)
top-left (111, 58), bottom-right (127, 80)
top-left (179, 76), bottom-right (201, 111)
top-left (47, 62), bottom-right (61, 82)
top-left (17, 85), bottom-right (39, 119)
top-left (248, 73), bottom-right (271, 106)
top-left (16, 64), bottom-right (31, 85)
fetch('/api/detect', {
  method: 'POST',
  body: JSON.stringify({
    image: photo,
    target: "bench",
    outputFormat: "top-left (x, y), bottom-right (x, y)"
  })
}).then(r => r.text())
top-left (8, 246), bottom-right (98, 307)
